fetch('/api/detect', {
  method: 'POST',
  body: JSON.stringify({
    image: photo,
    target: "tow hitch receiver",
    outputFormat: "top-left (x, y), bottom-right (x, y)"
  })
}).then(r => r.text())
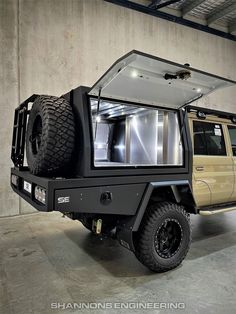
top-left (92, 219), bottom-right (102, 234)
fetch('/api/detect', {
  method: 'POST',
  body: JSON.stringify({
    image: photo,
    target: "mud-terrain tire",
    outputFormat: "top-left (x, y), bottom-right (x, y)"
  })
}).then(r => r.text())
top-left (134, 202), bottom-right (191, 272)
top-left (26, 95), bottom-right (75, 176)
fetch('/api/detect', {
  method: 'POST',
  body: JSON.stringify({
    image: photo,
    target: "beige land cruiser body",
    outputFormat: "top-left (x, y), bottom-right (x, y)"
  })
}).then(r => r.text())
top-left (189, 111), bottom-right (236, 212)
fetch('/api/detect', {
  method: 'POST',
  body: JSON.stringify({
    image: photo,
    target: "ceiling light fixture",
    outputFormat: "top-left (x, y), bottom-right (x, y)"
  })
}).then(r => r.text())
top-left (131, 70), bottom-right (138, 78)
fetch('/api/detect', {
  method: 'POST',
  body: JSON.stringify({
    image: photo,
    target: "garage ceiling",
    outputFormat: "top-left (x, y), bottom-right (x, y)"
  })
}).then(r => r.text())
top-left (105, 0), bottom-right (236, 41)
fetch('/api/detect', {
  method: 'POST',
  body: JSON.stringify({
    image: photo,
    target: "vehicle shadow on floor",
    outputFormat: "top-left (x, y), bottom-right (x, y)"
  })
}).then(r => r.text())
top-left (63, 227), bottom-right (184, 298)
top-left (65, 211), bottom-right (236, 274)
top-left (65, 227), bottom-right (157, 278)
top-left (64, 226), bottom-right (189, 280)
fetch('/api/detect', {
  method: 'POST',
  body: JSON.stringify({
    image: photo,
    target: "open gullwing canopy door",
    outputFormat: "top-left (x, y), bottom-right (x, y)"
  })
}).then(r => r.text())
top-left (89, 50), bottom-right (236, 109)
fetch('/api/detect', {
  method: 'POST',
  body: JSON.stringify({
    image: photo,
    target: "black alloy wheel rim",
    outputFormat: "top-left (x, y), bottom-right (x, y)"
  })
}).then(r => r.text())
top-left (31, 115), bottom-right (42, 155)
top-left (154, 218), bottom-right (183, 259)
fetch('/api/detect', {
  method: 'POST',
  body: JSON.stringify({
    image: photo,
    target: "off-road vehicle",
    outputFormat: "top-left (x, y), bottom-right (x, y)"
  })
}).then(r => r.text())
top-left (11, 51), bottom-right (236, 272)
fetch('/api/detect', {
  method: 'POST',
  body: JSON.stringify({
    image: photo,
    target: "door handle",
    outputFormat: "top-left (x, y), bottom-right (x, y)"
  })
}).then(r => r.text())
top-left (195, 166), bottom-right (204, 171)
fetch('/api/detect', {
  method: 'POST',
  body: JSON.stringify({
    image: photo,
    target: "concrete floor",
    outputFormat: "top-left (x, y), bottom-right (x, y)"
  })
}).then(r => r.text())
top-left (0, 211), bottom-right (236, 314)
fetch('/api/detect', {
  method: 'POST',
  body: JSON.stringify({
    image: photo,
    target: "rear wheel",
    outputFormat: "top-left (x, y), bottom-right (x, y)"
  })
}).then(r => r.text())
top-left (134, 202), bottom-right (191, 272)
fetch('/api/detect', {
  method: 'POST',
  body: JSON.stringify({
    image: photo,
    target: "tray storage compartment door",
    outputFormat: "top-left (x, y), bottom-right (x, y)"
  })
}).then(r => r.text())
top-left (89, 50), bottom-right (235, 109)
top-left (54, 184), bottom-right (146, 215)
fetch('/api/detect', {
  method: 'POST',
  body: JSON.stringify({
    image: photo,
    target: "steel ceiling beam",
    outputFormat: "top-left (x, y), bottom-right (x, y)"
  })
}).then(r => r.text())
top-left (104, 0), bottom-right (236, 41)
top-left (207, 3), bottom-right (236, 25)
top-left (182, 0), bottom-right (206, 17)
top-left (148, 0), bottom-right (161, 9)
top-left (151, 0), bottom-right (181, 10)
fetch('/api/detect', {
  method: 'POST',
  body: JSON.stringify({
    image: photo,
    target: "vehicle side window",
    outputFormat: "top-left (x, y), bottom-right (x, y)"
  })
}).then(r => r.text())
top-left (228, 126), bottom-right (236, 156)
top-left (193, 121), bottom-right (226, 156)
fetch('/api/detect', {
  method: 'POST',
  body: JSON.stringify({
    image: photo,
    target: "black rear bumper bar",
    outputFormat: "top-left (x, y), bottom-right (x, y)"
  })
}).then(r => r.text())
top-left (10, 168), bottom-right (151, 215)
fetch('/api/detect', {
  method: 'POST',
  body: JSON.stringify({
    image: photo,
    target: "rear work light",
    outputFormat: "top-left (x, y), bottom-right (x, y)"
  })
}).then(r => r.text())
top-left (34, 186), bottom-right (46, 204)
top-left (11, 174), bottom-right (19, 187)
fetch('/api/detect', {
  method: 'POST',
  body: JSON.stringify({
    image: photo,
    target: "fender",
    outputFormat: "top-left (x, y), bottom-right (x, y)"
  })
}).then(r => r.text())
top-left (116, 180), bottom-right (196, 251)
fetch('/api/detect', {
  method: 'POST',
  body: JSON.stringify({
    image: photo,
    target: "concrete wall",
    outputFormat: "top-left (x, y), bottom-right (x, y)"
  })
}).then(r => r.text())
top-left (0, 0), bottom-right (19, 216)
top-left (1, 0), bottom-right (236, 217)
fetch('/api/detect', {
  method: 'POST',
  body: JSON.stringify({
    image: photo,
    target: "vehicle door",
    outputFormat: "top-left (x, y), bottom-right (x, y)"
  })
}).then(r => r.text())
top-left (190, 118), bottom-right (234, 207)
top-left (226, 124), bottom-right (236, 202)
